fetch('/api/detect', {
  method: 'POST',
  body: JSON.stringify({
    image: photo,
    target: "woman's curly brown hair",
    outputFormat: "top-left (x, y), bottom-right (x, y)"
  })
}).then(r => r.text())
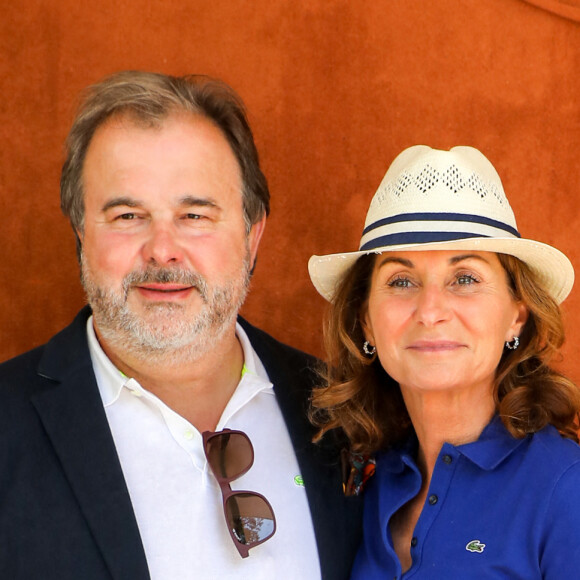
top-left (311, 252), bottom-right (580, 456)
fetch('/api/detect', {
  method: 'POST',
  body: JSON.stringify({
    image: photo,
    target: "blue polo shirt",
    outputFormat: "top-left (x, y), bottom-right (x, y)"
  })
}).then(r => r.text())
top-left (352, 416), bottom-right (580, 579)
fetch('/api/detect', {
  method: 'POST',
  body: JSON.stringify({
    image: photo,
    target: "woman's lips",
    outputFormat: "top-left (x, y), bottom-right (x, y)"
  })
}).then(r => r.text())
top-left (406, 340), bottom-right (465, 352)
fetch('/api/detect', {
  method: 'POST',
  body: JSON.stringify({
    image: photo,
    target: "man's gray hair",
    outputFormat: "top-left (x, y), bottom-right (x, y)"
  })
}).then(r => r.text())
top-left (61, 71), bottom-right (270, 247)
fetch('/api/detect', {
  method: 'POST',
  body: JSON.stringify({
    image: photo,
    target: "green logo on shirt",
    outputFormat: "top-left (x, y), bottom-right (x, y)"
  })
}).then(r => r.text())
top-left (466, 540), bottom-right (486, 553)
top-left (294, 475), bottom-right (305, 487)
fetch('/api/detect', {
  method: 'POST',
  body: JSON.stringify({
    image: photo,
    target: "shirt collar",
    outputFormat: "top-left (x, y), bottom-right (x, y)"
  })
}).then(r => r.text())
top-left (454, 415), bottom-right (527, 470)
top-left (86, 316), bottom-right (273, 411)
top-left (381, 415), bottom-right (527, 473)
top-left (235, 320), bottom-right (269, 381)
top-left (216, 322), bottom-right (274, 428)
top-left (87, 317), bottom-right (126, 406)
top-left (379, 436), bottom-right (418, 474)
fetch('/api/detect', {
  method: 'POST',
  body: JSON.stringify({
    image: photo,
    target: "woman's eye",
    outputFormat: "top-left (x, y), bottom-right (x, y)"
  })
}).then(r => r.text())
top-left (388, 277), bottom-right (412, 288)
top-left (456, 274), bottom-right (478, 285)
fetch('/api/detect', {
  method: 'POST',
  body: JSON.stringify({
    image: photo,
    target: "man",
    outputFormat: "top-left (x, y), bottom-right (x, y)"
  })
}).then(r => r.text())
top-left (0, 72), bottom-right (362, 579)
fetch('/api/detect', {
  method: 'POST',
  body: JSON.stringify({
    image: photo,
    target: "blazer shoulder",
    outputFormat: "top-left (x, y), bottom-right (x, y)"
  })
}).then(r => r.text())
top-left (0, 345), bottom-right (46, 389)
top-left (0, 307), bottom-right (92, 396)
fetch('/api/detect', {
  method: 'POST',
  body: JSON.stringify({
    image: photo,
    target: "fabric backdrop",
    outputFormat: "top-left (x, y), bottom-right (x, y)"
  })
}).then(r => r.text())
top-left (1, 0), bottom-right (579, 385)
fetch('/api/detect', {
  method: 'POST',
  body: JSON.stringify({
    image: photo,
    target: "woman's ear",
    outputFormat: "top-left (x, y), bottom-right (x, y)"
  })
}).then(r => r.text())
top-left (359, 303), bottom-right (375, 346)
top-left (507, 301), bottom-right (529, 342)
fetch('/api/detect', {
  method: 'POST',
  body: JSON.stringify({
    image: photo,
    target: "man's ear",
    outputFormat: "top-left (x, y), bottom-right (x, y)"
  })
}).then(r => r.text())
top-left (74, 228), bottom-right (84, 263)
top-left (248, 215), bottom-right (266, 270)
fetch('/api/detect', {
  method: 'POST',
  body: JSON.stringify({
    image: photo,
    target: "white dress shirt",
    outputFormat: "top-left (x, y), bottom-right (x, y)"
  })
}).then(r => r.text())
top-left (87, 317), bottom-right (320, 579)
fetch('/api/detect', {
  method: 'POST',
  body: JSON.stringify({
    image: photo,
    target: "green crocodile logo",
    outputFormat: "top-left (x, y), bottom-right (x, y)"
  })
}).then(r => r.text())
top-left (466, 540), bottom-right (486, 553)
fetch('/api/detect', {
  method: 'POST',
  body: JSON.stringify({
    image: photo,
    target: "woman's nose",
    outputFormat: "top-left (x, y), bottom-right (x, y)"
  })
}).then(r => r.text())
top-left (414, 285), bottom-right (451, 326)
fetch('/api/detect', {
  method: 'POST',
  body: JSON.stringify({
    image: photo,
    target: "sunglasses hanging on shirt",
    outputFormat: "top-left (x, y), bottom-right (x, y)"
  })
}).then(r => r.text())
top-left (202, 429), bottom-right (277, 558)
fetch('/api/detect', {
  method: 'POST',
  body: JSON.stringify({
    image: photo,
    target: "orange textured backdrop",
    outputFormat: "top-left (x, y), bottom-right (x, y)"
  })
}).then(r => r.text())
top-left (1, 0), bottom-right (579, 384)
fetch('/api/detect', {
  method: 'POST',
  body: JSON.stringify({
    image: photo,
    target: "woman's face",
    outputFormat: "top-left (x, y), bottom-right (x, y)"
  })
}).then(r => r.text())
top-left (362, 250), bottom-right (528, 397)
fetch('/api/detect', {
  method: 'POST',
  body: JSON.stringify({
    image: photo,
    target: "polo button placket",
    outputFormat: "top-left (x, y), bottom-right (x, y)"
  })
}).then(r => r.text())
top-left (387, 445), bottom-right (459, 578)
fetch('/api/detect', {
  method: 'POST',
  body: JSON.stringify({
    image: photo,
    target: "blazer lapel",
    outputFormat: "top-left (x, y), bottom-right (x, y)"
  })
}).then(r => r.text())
top-left (32, 308), bottom-right (150, 580)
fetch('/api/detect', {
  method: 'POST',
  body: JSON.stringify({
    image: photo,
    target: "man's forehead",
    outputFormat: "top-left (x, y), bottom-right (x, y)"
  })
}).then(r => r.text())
top-left (86, 110), bottom-right (240, 176)
top-left (82, 110), bottom-right (244, 213)
top-left (93, 108), bottom-right (220, 140)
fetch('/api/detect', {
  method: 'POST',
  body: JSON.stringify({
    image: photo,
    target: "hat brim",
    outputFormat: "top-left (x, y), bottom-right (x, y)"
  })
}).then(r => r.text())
top-left (308, 237), bottom-right (574, 304)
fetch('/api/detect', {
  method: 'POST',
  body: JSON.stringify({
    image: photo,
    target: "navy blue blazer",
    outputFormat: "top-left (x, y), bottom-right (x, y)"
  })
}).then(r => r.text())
top-left (0, 307), bottom-right (362, 579)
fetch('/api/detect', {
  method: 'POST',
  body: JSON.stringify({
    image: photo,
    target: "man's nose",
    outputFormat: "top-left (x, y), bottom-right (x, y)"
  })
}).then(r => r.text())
top-left (141, 223), bottom-right (184, 265)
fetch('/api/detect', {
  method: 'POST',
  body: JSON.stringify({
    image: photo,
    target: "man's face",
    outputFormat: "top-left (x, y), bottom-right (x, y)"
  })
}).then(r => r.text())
top-left (79, 112), bottom-right (264, 359)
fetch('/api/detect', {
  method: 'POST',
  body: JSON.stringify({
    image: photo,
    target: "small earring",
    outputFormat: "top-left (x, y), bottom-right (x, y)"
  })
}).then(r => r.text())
top-left (363, 341), bottom-right (376, 356)
top-left (505, 336), bottom-right (520, 350)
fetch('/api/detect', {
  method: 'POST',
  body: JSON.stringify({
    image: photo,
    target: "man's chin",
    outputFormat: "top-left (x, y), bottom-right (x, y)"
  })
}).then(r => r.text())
top-left (97, 320), bottom-right (206, 356)
top-left (93, 303), bottom-right (236, 358)
top-left (131, 294), bottom-right (190, 311)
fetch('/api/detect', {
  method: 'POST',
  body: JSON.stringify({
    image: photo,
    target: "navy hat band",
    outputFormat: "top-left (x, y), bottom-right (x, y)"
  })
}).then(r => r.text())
top-left (360, 231), bottom-right (487, 251)
top-left (362, 212), bottom-right (521, 238)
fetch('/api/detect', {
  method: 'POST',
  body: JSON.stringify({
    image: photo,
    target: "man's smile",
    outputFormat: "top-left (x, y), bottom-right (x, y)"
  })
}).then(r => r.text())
top-left (135, 283), bottom-right (195, 300)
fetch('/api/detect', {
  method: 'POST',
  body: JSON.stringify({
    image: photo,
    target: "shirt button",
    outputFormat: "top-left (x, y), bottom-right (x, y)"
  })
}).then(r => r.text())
top-left (411, 537), bottom-right (418, 547)
top-left (184, 429), bottom-right (194, 440)
top-left (442, 454), bottom-right (452, 464)
top-left (428, 494), bottom-right (438, 505)
top-left (129, 389), bottom-right (142, 397)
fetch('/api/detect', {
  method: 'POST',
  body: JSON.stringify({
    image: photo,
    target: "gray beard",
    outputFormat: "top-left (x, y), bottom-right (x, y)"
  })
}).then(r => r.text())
top-left (80, 253), bottom-right (251, 364)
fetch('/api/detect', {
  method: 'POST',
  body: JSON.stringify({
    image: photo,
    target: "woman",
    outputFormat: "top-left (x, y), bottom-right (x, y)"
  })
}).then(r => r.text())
top-left (309, 146), bottom-right (580, 578)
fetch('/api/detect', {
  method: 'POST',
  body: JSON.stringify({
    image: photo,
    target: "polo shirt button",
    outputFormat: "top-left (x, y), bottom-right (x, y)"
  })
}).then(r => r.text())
top-left (411, 537), bottom-right (418, 547)
top-left (428, 494), bottom-right (438, 505)
top-left (442, 454), bottom-right (452, 464)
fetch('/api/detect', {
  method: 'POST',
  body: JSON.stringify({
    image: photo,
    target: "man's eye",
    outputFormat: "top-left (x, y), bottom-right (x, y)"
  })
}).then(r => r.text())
top-left (186, 214), bottom-right (203, 220)
top-left (117, 213), bottom-right (136, 220)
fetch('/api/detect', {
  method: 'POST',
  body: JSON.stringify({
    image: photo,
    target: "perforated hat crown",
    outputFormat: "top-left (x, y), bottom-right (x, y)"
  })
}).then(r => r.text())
top-left (309, 145), bottom-right (574, 303)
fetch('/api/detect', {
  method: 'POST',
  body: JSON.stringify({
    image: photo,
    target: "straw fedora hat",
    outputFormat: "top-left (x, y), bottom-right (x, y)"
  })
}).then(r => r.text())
top-left (309, 145), bottom-right (574, 303)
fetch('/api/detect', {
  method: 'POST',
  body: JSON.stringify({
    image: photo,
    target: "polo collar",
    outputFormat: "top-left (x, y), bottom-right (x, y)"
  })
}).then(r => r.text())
top-left (380, 436), bottom-right (418, 474)
top-left (454, 415), bottom-right (527, 470)
top-left (381, 416), bottom-right (527, 474)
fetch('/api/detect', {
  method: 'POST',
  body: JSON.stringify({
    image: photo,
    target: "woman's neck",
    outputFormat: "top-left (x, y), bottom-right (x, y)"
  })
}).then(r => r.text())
top-left (401, 385), bottom-right (496, 482)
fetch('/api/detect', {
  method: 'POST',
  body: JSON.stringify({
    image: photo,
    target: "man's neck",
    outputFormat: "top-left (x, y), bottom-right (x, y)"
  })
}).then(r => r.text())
top-left (95, 322), bottom-right (245, 432)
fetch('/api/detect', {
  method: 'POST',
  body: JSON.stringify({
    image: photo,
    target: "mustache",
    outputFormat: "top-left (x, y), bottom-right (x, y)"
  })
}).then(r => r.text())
top-left (122, 267), bottom-right (208, 300)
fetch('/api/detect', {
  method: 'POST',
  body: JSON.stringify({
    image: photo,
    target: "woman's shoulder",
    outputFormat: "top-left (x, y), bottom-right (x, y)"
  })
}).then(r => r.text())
top-left (526, 426), bottom-right (580, 497)
top-left (531, 424), bottom-right (580, 467)
top-left (530, 428), bottom-right (580, 575)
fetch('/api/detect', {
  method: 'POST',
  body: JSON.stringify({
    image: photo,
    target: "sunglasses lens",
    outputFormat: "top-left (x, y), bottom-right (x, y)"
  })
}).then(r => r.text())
top-left (225, 493), bottom-right (276, 546)
top-left (205, 431), bottom-right (253, 480)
